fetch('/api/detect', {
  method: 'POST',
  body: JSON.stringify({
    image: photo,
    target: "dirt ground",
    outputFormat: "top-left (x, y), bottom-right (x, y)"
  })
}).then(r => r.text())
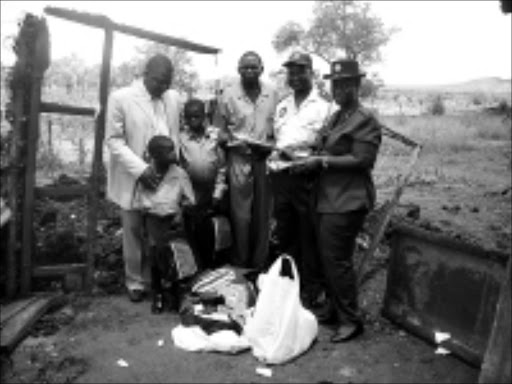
top-left (2, 291), bottom-right (479, 384)
top-left (1, 122), bottom-right (509, 384)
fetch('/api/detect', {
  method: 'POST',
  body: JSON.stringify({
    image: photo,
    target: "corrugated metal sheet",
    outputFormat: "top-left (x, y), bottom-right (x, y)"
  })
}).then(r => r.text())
top-left (382, 222), bottom-right (509, 367)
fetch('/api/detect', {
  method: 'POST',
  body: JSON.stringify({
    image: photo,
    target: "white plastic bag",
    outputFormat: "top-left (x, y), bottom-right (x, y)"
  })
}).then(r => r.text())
top-left (243, 255), bottom-right (318, 365)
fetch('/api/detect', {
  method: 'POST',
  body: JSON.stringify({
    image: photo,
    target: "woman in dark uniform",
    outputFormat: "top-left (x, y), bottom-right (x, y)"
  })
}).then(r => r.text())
top-left (291, 59), bottom-right (382, 343)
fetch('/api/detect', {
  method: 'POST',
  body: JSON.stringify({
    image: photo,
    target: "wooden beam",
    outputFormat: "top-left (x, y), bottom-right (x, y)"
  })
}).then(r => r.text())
top-left (381, 124), bottom-right (419, 148)
top-left (0, 293), bottom-right (66, 355)
top-left (114, 22), bottom-right (220, 54)
top-left (85, 28), bottom-right (113, 293)
top-left (32, 263), bottom-right (87, 277)
top-left (357, 144), bottom-right (422, 286)
top-left (35, 184), bottom-right (90, 201)
top-left (44, 6), bottom-right (221, 54)
top-left (0, 296), bottom-right (40, 324)
top-left (40, 101), bottom-right (96, 117)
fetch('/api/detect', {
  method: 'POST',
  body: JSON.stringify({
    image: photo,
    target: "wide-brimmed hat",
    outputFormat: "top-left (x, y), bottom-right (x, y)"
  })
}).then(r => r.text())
top-left (323, 59), bottom-right (366, 80)
top-left (282, 51), bottom-right (312, 68)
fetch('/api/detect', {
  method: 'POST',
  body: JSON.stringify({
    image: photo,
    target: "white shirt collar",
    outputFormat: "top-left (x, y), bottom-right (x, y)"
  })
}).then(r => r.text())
top-left (284, 87), bottom-right (323, 110)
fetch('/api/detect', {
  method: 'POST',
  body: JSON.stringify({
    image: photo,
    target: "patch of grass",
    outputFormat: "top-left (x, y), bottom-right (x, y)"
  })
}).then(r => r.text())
top-left (379, 112), bottom-right (511, 155)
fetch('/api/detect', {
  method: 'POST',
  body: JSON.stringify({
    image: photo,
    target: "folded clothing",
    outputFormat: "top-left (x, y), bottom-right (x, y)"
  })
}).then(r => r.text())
top-left (180, 306), bottom-right (242, 335)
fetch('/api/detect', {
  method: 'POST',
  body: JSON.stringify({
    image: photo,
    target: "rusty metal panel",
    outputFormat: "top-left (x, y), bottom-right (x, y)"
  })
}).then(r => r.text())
top-left (382, 222), bottom-right (508, 367)
top-left (479, 258), bottom-right (511, 383)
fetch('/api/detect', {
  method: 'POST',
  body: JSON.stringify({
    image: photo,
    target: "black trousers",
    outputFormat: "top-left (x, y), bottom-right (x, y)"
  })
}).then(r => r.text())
top-left (270, 171), bottom-right (323, 298)
top-left (316, 210), bottom-right (368, 327)
top-left (144, 214), bottom-right (183, 292)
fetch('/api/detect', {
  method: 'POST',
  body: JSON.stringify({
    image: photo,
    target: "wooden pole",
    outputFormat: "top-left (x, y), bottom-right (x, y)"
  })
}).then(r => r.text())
top-left (19, 16), bottom-right (50, 296)
top-left (20, 72), bottom-right (43, 295)
top-left (47, 118), bottom-right (53, 155)
top-left (85, 28), bottom-right (113, 292)
top-left (6, 87), bottom-right (25, 298)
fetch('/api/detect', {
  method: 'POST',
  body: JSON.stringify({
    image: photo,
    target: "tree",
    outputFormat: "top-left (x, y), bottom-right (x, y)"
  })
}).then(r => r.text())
top-left (360, 72), bottom-right (385, 102)
top-left (272, 0), bottom-right (399, 67)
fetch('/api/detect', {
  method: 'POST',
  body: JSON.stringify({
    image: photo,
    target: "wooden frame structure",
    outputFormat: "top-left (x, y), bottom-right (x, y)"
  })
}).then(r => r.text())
top-left (356, 125), bottom-right (422, 287)
top-left (4, 6), bottom-right (220, 297)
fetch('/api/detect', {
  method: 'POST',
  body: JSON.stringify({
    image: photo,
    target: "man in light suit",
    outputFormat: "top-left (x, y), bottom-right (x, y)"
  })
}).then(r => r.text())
top-left (105, 54), bottom-right (181, 302)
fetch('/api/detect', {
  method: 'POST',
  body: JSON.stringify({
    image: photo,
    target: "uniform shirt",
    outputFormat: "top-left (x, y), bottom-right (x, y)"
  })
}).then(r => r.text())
top-left (273, 89), bottom-right (332, 156)
top-left (316, 107), bottom-right (382, 214)
top-left (215, 81), bottom-right (279, 143)
top-left (179, 126), bottom-right (227, 206)
top-left (132, 164), bottom-right (196, 216)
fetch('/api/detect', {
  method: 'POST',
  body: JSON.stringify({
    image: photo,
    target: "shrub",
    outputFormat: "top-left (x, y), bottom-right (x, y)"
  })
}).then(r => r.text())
top-left (471, 93), bottom-right (486, 106)
top-left (497, 99), bottom-right (511, 117)
top-left (428, 95), bottom-right (446, 116)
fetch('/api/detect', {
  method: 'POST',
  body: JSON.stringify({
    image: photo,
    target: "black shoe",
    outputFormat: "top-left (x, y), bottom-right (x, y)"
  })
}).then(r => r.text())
top-left (128, 289), bottom-right (145, 303)
top-left (151, 293), bottom-right (164, 314)
top-left (330, 323), bottom-right (364, 343)
top-left (313, 303), bottom-right (337, 324)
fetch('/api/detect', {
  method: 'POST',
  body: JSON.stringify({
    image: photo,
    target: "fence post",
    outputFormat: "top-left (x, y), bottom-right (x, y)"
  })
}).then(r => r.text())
top-left (19, 16), bottom-right (50, 296)
top-left (85, 27), bottom-right (113, 292)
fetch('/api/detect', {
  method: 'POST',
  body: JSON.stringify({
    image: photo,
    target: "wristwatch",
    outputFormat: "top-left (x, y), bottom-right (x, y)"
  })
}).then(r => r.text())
top-left (322, 156), bottom-right (329, 169)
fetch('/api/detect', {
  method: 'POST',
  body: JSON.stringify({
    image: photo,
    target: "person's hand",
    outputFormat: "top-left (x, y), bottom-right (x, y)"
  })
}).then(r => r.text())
top-left (289, 156), bottom-right (323, 174)
top-left (138, 166), bottom-right (160, 191)
top-left (217, 129), bottom-right (231, 147)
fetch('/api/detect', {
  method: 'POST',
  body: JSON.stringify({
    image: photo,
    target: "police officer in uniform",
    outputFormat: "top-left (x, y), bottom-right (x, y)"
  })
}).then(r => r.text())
top-left (291, 59), bottom-right (382, 342)
top-left (269, 51), bottom-right (331, 308)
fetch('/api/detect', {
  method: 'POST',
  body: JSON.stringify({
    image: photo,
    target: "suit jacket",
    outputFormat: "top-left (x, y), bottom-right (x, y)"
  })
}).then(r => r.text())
top-left (105, 80), bottom-right (181, 210)
top-left (316, 107), bottom-right (382, 213)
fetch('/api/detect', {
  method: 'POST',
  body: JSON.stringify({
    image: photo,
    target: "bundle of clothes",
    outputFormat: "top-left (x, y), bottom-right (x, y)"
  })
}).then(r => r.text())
top-left (170, 265), bottom-right (258, 354)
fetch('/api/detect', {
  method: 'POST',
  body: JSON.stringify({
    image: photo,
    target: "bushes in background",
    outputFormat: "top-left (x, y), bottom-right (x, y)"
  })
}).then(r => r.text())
top-left (427, 94), bottom-right (446, 116)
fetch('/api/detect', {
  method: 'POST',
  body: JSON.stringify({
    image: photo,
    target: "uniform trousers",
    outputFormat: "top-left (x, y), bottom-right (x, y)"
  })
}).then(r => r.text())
top-left (270, 171), bottom-right (323, 299)
top-left (316, 209), bottom-right (367, 327)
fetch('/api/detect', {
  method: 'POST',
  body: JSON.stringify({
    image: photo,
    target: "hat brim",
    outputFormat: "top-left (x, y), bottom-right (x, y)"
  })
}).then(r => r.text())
top-left (323, 72), bottom-right (366, 80)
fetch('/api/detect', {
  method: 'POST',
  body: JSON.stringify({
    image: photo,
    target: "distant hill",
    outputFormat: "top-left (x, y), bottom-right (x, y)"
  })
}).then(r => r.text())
top-left (386, 77), bottom-right (512, 94)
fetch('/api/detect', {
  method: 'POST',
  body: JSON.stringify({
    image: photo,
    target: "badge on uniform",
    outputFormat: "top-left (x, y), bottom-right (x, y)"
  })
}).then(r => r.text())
top-left (278, 107), bottom-right (287, 118)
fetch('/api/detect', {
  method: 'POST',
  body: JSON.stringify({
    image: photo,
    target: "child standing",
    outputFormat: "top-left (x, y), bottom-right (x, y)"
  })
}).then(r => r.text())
top-left (179, 98), bottom-right (228, 269)
top-left (133, 135), bottom-right (196, 313)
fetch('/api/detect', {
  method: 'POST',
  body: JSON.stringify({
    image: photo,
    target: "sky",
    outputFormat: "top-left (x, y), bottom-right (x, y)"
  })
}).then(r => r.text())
top-left (1, 0), bottom-right (511, 86)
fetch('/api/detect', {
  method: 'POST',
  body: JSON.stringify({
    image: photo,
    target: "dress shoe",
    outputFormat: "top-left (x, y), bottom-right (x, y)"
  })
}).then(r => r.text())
top-left (128, 288), bottom-right (145, 303)
top-left (330, 323), bottom-right (364, 343)
top-left (151, 293), bottom-right (164, 314)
